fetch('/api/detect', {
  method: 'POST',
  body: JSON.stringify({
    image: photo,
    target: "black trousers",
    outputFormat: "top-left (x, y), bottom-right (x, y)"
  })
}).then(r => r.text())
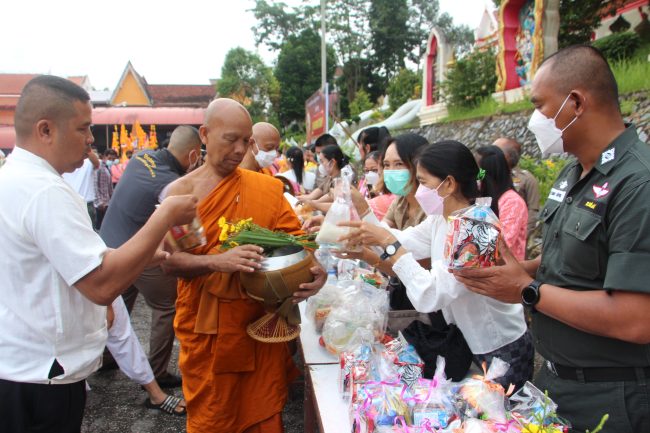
top-left (535, 364), bottom-right (650, 433)
top-left (0, 378), bottom-right (86, 433)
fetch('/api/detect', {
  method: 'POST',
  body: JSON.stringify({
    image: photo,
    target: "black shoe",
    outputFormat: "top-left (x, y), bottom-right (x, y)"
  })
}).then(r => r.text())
top-left (156, 373), bottom-right (182, 389)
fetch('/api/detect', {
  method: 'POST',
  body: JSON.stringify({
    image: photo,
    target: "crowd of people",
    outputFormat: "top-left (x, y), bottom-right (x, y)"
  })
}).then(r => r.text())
top-left (0, 44), bottom-right (648, 433)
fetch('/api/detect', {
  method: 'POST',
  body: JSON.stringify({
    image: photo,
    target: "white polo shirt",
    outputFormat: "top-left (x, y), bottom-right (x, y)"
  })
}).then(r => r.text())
top-left (62, 158), bottom-right (96, 202)
top-left (0, 147), bottom-right (108, 384)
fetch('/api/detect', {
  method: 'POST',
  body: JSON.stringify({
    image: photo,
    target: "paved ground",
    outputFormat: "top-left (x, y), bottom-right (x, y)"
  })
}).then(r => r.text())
top-left (82, 297), bottom-right (305, 433)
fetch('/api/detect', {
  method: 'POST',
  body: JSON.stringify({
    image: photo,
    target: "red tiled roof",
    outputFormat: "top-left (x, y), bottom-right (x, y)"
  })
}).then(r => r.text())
top-left (0, 74), bottom-right (40, 96)
top-left (147, 84), bottom-right (215, 107)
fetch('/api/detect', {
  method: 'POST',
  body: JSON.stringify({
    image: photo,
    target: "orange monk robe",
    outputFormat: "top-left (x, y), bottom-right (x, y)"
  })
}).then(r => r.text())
top-left (174, 168), bottom-right (303, 433)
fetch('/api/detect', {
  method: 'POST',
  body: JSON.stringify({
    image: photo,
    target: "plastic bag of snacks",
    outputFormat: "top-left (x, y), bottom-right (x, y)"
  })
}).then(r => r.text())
top-left (315, 177), bottom-right (361, 251)
top-left (410, 357), bottom-right (455, 430)
top-left (340, 344), bottom-right (373, 399)
top-left (444, 198), bottom-right (501, 269)
top-left (508, 382), bottom-right (570, 433)
top-left (322, 283), bottom-right (389, 354)
top-left (383, 333), bottom-right (424, 388)
top-left (351, 381), bottom-right (413, 432)
top-left (456, 358), bottom-right (511, 423)
top-left (305, 282), bottom-right (341, 332)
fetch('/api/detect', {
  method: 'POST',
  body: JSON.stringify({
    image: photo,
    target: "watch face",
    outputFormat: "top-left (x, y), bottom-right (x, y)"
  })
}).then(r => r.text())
top-left (522, 286), bottom-right (537, 305)
top-left (386, 245), bottom-right (396, 255)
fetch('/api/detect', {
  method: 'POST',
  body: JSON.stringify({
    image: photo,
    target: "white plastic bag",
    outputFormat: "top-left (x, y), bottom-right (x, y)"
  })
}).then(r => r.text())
top-left (315, 177), bottom-right (361, 251)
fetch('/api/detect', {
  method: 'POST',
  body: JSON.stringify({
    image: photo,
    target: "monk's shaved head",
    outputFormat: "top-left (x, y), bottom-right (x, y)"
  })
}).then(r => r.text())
top-left (252, 122), bottom-right (281, 152)
top-left (200, 98), bottom-right (253, 176)
top-left (14, 75), bottom-right (90, 140)
top-left (540, 45), bottom-right (619, 110)
top-left (203, 98), bottom-right (251, 126)
top-left (168, 125), bottom-right (201, 154)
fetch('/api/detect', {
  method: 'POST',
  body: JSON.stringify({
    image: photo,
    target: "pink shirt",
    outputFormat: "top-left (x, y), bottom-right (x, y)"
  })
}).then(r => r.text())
top-left (498, 189), bottom-right (528, 260)
top-left (368, 193), bottom-right (396, 221)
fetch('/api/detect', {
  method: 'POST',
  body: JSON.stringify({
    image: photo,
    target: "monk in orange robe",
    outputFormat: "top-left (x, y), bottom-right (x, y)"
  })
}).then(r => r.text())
top-left (163, 99), bottom-right (326, 433)
top-left (240, 122), bottom-right (281, 176)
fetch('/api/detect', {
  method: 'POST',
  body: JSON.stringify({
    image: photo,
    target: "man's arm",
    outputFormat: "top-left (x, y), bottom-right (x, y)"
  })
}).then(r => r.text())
top-left (75, 195), bottom-right (197, 305)
top-left (161, 246), bottom-right (265, 279)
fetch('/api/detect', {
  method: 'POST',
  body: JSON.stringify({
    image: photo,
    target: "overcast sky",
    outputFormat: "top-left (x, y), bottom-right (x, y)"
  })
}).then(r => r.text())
top-left (2, 0), bottom-right (493, 91)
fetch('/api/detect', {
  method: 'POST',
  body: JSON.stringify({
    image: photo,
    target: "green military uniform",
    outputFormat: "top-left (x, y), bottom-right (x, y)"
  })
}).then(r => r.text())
top-left (533, 126), bottom-right (650, 433)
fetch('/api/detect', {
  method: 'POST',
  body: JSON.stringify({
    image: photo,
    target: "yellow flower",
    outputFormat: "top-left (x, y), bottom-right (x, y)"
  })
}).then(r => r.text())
top-left (218, 229), bottom-right (229, 242)
top-left (217, 217), bottom-right (226, 228)
top-left (230, 241), bottom-right (239, 247)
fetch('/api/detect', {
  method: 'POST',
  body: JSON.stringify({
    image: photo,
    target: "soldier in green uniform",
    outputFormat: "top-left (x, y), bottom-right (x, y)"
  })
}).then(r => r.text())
top-left (453, 45), bottom-right (650, 433)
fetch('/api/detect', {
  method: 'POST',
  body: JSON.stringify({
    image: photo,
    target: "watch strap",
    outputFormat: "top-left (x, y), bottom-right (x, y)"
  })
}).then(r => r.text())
top-left (380, 240), bottom-right (401, 261)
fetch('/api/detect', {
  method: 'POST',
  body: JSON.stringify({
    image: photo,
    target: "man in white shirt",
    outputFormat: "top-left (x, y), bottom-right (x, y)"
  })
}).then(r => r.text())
top-left (63, 149), bottom-right (100, 228)
top-left (0, 75), bottom-right (197, 432)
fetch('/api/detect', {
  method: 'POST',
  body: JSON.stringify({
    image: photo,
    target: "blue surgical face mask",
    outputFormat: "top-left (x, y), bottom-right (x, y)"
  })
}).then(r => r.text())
top-left (383, 169), bottom-right (411, 196)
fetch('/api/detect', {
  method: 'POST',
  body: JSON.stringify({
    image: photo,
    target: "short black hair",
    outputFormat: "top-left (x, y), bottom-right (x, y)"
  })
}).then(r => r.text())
top-left (417, 141), bottom-right (480, 202)
top-left (476, 145), bottom-right (514, 217)
top-left (320, 144), bottom-right (349, 169)
top-left (360, 126), bottom-right (391, 153)
top-left (314, 133), bottom-right (337, 148)
top-left (542, 45), bottom-right (619, 109)
top-left (14, 75), bottom-right (90, 140)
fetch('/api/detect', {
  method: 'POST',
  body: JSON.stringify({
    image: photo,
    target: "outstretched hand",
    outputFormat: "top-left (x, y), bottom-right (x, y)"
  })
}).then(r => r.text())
top-left (293, 264), bottom-right (327, 303)
top-left (337, 220), bottom-right (396, 249)
top-left (213, 245), bottom-right (265, 273)
top-left (451, 237), bottom-right (531, 304)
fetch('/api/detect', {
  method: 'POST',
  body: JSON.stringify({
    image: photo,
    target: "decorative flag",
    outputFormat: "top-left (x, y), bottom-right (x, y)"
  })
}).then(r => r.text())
top-left (149, 125), bottom-right (158, 150)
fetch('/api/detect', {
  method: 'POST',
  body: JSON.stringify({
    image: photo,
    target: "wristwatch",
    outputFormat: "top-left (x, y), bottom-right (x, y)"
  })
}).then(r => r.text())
top-left (521, 279), bottom-right (543, 309)
top-left (380, 240), bottom-right (402, 261)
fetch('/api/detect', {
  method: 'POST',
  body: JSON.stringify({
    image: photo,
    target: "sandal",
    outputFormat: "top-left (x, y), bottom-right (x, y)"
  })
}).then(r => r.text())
top-left (145, 395), bottom-right (186, 416)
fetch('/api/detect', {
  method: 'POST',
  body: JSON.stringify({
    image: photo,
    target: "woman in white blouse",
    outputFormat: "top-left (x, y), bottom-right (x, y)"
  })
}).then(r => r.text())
top-left (341, 140), bottom-right (533, 389)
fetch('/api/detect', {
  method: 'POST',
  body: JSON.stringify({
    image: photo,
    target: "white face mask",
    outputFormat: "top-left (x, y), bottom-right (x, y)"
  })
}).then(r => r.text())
top-left (318, 161), bottom-right (330, 177)
top-left (365, 171), bottom-right (379, 186)
top-left (253, 143), bottom-right (277, 168)
top-left (527, 93), bottom-right (578, 156)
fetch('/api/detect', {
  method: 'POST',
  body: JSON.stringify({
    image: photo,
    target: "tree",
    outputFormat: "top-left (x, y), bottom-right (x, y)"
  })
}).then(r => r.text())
top-left (216, 47), bottom-right (278, 123)
top-left (387, 68), bottom-right (420, 111)
top-left (369, 0), bottom-right (411, 92)
top-left (557, 0), bottom-right (616, 47)
top-left (250, 0), bottom-right (317, 50)
top-left (441, 48), bottom-right (497, 109)
top-left (349, 88), bottom-right (374, 117)
top-left (274, 29), bottom-right (337, 127)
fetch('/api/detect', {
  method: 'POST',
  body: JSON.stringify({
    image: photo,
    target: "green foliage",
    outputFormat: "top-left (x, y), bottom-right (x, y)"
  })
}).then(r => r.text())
top-left (369, 0), bottom-right (410, 91)
top-left (250, 0), bottom-right (317, 50)
top-left (558, 1), bottom-right (616, 48)
top-left (441, 49), bottom-right (498, 109)
top-left (349, 88), bottom-right (374, 117)
top-left (441, 97), bottom-right (533, 123)
top-left (387, 68), bottom-right (420, 111)
top-left (274, 29), bottom-right (337, 127)
top-left (519, 156), bottom-right (571, 207)
top-left (611, 58), bottom-right (650, 94)
top-left (593, 32), bottom-right (642, 61)
top-left (216, 47), bottom-right (278, 123)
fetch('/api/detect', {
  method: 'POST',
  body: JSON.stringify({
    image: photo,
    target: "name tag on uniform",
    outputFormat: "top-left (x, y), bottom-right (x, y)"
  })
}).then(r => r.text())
top-left (548, 188), bottom-right (566, 202)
